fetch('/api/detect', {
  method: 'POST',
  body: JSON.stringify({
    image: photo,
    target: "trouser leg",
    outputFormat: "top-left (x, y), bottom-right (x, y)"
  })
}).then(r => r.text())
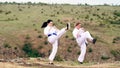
top-left (78, 43), bottom-right (86, 62)
top-left (49, 40), bottom-right (58, 61)
top-left (81, 31), bottom-right (93, 41)
top-left (57, 28), bottom-right (66, 39)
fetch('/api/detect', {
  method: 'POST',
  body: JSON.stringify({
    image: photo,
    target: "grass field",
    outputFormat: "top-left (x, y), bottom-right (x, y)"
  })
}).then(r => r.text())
top-left (0, 3), bottom-right (120, 64)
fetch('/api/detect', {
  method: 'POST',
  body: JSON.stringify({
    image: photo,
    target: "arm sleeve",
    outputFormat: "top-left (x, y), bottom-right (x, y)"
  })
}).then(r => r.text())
top-left (44, 28), bottom-right (49, 36)
top-left (72, 29), bottom-right (77, 39)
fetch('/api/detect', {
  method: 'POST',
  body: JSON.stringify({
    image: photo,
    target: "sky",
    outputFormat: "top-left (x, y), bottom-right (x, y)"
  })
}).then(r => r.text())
top-left (0, 0), bottom-right (120, 5)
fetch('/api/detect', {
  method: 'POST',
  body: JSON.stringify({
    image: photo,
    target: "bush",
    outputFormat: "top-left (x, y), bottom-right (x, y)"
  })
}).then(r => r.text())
top-left (67, 46), bottom-right (72, 53)
top-left (37, 31), bottom-right (41, 33)
top-left (110, 49), bottom-right (120, 60)
top-left (38, 45), bottom-right (43, 49)
top-left (3, 43), bottom-right (11, 48)
top-left (99, 23), bottom-right (106, 27)
top-left (90, 18), bottom-right (93, 21)
top-left (85, 15), bottom-right (89, 19)
top-left (38, 35), bottom-right (43, 38)
top-left (114, 10), bottom-right (120, 17)
top-left (0, 10), bottom-right (3, 13)
top-left (110, 20), bottom-right (120, 24)
top-left (112, 36), bottom-right (120, 43)
top-left (14, 47), bottom-right (18, 50)
top-left (33, 24), bottom-right (36, 26)
top-left (97, 8), bottom-right (100, 11)
top-left (65, 35), bottom-right (69, 38)
top-left (101, 55), bottom-right (110, 60)
top-left (88, 48), bottom-right (93, 53)
top-left (112, 40), bottom-right (116, 43)
top-left (15, 18), bottom-right (18, 20)
top-left (113, 36), bottom-right (120, 41)
top-left (44, 40), bottom-right (48, 45)
top-left (34, 28), bottom-right (37, 31)
top-left (57, 12), bottom-right (59, 14)
top-left (25, 34), bottom-right (31, 39)
top-left (57, 19), bottom-right (60, 22)
top-left (5, 11), bottom-right (11, 15)
top-left (22, 42), bottom-right (40, 57)
top-left (19, 9), bottom-right (22, 11)
top-left (54, 55), bottom-right (63, 61)
top-left (71, 37), bottom-right (75, 41)
top-left (77, 51), bottom-right (80, 55)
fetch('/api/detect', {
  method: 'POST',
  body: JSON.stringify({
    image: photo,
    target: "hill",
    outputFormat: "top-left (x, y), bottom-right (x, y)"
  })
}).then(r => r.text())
top-left (0, 3), bottom-right (120, 64)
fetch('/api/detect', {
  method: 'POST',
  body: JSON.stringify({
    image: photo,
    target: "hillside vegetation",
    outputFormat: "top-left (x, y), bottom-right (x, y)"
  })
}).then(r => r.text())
top-left (0, 3), bottom-right (120, 63)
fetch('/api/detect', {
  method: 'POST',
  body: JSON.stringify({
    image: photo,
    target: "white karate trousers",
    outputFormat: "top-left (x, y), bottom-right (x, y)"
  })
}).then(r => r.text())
top-left (76, 31), bottom-right (93, 62)
top-left (48, 28), bottom-right (66, 61)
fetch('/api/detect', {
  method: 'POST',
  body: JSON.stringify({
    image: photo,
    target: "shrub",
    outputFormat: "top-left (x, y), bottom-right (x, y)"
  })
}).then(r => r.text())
top-left (22, 42), bottom-right (40, 57)
top-left (85, 15), bottom-right (89, 19)
top-left (50, 14), bottom-right (55, 17)
top-left (54, 55), bottom-right (63, 61)
top-left (102, 13), bottom-right (106, 16)
top-left (112, 40), bottom-right (116, 43)
top-left (75, 12), bottom-right (78, 14)
top-left (6, 18), bottom-right (14, 21)
top-left (114, 10), bottom-right (120, 17)
top-left (37, 31), bottom-right (41, 33)
top-left (32, 23), bottom-right (36, 26)
top-left (88, 48), bottom-right (93, 53)
top-left (65, 35), bottom-right (69, 38)
top-left (74, 44), bottom-right (77, 47)
top-left (34, 28), bottom-right (37, 31)
top-left (0, 10), bottom-right (3, 13)
top-left (99, 23), bottom-right (105, 27)
top-left (38, 35), bottom-right (43, 38)
top-left (57, 12), bottom-right (59, 14)
top-left (101, 55), bottom-right (110, 60)
top-left (25, 34), bottom-right (31, 39)
top-left (15, 18), bottom-right (18, 20)
top-left (71, 9), bottom-right (73, 12)
top-left (71, 37), bottom-right (75, 41)
top-left (110, 20), bottom-right (120, 24)
top-left (67, 46), bottom-right (72, 53)
top-left (41, 11), bottom-right (43, 13)
top-left (93, 13), bottom-right (97, 16)
top-left (90, 18), bottom-right (93, 21)
top-left (5, 11), bottom-right (11, 15)
top-left (57, 19), bottom-right (60, 22)
top-left (44, 40), bottom-right (48, 45)
top-left (60, 22), bottom-right (63, 24)
top-left (97, 8), bottom-right (100, 11)
top-left (14, 47), bottom-right (18, 50)
top-left (19, 9), bottom-right (22, 11)
top-left (112, 36), bottom-right (120, 43)
top-left (3, 43), bottom-right (11, 48)
top-left (77, 51), bottom-right (80, 55)
top-left (110, 49), bottom-right (120, 61)
top-left (38, 45), bottom-right (43, 49)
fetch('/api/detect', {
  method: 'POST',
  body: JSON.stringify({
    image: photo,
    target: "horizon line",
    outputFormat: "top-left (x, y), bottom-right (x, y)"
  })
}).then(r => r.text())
top-left (0, 1), bottom-right (120, 6)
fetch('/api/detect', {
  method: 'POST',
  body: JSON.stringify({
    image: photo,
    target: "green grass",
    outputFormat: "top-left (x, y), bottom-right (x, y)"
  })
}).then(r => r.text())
top-left (0, 4), bottom-right (120, 62)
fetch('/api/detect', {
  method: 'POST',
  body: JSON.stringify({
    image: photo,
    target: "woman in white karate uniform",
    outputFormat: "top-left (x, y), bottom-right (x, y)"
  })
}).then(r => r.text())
top-left (72, 22), bottom-right (97, 64)
top-left (41, 19), bottom-right (70, 64)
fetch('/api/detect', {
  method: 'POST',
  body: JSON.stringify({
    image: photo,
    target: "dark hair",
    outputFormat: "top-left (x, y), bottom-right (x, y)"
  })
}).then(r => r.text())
top-left (41, 19), bottom-right (53, 28)
top-left (47, 19), bottom-right (53, 24)
top-left (41, 22), bottom-right (48, 28)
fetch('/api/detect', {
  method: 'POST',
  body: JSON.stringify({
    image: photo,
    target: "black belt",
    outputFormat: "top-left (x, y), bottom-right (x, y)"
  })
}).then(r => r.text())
top-left (48, 33), bottom-right (57, 37)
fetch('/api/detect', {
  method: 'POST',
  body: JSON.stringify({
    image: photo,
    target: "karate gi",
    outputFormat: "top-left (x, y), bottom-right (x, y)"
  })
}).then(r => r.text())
top-left (44, 26), bottom-right (66, 61)
top-left (72, 28), bottom-right (93, 62)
